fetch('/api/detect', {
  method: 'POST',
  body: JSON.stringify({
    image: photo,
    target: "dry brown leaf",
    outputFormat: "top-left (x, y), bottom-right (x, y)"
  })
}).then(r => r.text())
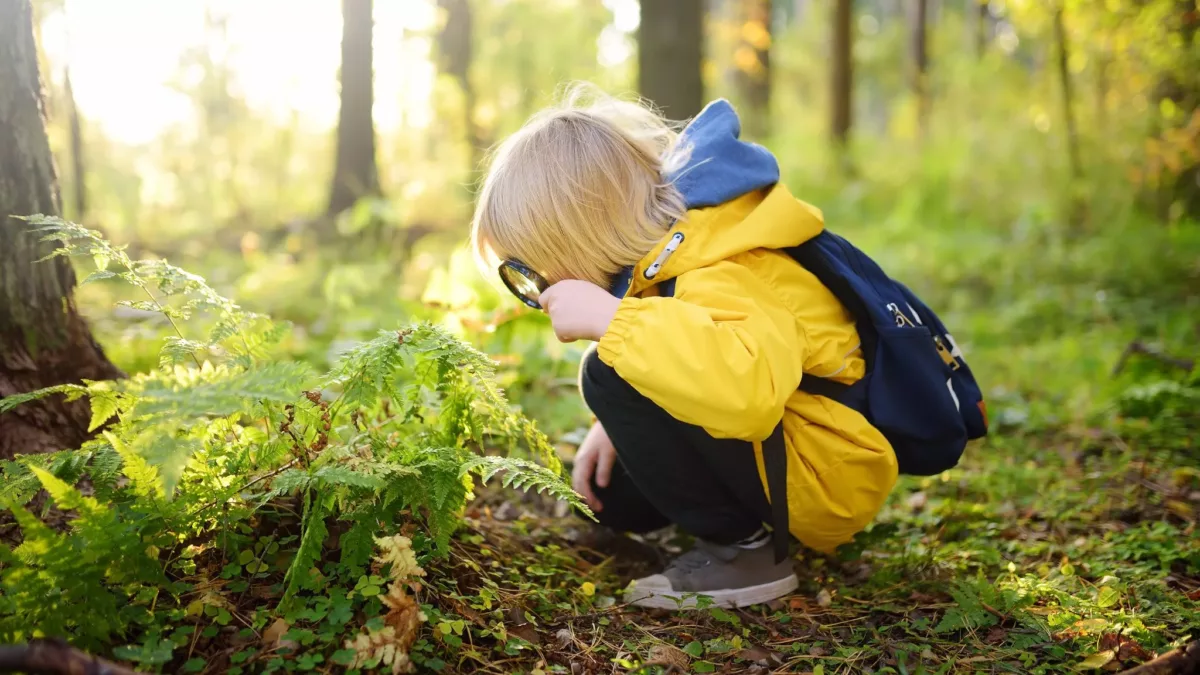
top-left (985, 626), bottom-right (1008, 644)
top-left (816, 589), bottom-right (833, 607)
top-left (738, 644), bottom-right (783, 666)
top-left (262, 618), bottom-right (290, 646)
top-left (907, 491), bottom-right (928, 512)
top-left (647, 644), bottom-right (689, 670)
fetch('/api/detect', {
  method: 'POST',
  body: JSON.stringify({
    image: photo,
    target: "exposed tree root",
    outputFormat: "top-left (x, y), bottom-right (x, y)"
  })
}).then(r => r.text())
top-left (0, 639), bottom-right (144, 675)
top-left (1119, 641), bottom-right (1200, 675)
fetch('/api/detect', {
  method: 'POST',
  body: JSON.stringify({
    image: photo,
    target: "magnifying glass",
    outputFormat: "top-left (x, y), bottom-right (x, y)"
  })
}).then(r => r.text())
top-left (498, 260), bottom-right (549, 309)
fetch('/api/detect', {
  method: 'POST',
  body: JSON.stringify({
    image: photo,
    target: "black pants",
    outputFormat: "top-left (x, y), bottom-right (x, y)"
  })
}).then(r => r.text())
top-left (578, 345), bottom-right (772, 546)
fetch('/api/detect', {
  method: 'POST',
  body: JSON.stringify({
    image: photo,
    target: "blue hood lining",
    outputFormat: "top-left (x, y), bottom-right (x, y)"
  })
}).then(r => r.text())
top-left (610, 100), bottom-right (780, 297)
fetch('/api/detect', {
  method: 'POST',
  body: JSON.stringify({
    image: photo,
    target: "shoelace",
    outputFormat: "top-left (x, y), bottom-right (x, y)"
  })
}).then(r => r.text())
top-left (665, 543), bottom-right (728, 574)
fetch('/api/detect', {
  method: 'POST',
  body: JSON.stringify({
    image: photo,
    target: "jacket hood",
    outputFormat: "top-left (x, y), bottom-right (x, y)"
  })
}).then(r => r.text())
top-left (612, 100), bottom-right (825, 298)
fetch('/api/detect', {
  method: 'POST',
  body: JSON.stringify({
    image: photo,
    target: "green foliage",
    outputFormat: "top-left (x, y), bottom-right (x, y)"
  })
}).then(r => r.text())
top-left (0, 220), bottom-right (584, 662)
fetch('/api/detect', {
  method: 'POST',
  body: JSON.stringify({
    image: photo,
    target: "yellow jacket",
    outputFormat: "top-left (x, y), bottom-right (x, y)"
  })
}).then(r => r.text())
top-left (596, 183), bottom-right (898, 553)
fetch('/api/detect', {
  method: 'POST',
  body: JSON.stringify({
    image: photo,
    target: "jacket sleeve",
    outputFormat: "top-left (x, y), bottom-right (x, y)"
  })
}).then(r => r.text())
top-left (596, 260), bottom-right (806, 442)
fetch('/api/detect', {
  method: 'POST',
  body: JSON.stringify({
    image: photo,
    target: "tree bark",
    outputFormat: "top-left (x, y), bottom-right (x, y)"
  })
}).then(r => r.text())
top-left (327, 0), bottom-right (381, 216)
top-left (1052, 4), bottom-right (1082, 182)
top-left (0, 0), bottom-right (123, 460)
top-left (733, 0), bottom-right (773, 139)
top-left (637, 0), bottom-right (705, 122)
top-left (910, 0), bottom-right (930, 139)
top-left (64, 68), bottom-right (86, 220)
top-left (830, 0), bottom-right (853, 150)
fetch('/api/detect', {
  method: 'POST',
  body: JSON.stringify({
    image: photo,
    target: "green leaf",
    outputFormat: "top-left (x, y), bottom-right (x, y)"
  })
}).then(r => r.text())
top-left (1075, 650), bottom-right (1115, 670)
top-left (694, 661), bottom-right (716, 673)
top-left (1096, 586), bottom-right (1120, 608)
top-left (684, 641), bottom-right (704, 658)
top-left (239, 550), bottom-right (255, 565)
top-left (708, 607), bottom-right (740, 625)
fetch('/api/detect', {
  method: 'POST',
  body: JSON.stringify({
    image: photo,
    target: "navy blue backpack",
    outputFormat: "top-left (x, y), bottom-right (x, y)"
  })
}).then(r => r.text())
top-left (660, 229), bottom-right (988, 560)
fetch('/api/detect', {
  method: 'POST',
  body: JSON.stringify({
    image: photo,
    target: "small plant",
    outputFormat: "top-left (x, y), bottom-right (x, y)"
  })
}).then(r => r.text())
top-left (0, 216), bottom-right (586, 669)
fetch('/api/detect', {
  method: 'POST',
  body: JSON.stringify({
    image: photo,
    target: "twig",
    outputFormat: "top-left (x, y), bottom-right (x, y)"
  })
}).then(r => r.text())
top-left (190, 457), bottom-right (302, 516)
top-left (626, 661), bottom-right (686, 675)
top-left (1117, 640), bottom-right (1200, 674)
top-left (547, 601), bottom-right (634, 625)
top-left (1113, 341), bottom-right (1195, 377)
top-left (980, 602), bottom-right (1008, 622)
top-left (0, 639), bottom-right (145, 675)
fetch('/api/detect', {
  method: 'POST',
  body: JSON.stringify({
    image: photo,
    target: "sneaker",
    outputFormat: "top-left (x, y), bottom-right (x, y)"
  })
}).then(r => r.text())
top-left (624, 540), bottom-right (798, 609)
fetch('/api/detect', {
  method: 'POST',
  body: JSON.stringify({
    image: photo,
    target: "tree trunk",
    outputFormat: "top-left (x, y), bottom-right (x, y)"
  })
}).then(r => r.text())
top-left (733, 0), bottom-right (772, 139)
top-left (64, 68), bottom-right (86, 220)
top-left (975, 0), bottom-right (989, 57)
top-left (0, 0), bottom-right (123, 460)
top-left (327, 0), bottom-right (380, 217)
top-left (436, 0), bottom-right (485, 177)
top-left (910, 0), bottom-right (929, 139)
top-left (830, 0), bottom-right (853, 149)
top-left (1052, 5), bottom-right (1081, 182)
top-left (637, 0), bottom-right (705, 122)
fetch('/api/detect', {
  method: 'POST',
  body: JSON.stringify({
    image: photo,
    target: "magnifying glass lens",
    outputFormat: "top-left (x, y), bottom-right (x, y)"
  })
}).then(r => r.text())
top-left (498, 262), bottom-right (548, 309)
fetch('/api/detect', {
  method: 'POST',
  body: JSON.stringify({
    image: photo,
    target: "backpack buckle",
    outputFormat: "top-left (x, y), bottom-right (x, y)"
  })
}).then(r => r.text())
top-left (886, 303), bottom-right (915, 327)
top-left (934, 335), bottom-right (961, 370)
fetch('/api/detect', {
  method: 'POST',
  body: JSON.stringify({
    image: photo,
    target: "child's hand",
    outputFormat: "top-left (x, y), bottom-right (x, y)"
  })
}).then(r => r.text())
top-left (540, 280), bottom-right (621, 343)
top-left (572, 421), bottom-right (617, 512)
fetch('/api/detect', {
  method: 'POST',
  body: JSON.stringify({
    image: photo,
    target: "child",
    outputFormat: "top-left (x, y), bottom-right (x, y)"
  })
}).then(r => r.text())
top-left (471, 86), bottom-right (898, 609)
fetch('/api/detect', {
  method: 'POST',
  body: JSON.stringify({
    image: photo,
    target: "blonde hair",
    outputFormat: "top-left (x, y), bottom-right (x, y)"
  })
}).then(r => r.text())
top-left (471, 83), bottom-right (689, 289)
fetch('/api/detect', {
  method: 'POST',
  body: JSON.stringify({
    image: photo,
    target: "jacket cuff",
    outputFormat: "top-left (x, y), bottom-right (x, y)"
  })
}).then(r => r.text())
top-left (597, 297), bottom-right (640, 365)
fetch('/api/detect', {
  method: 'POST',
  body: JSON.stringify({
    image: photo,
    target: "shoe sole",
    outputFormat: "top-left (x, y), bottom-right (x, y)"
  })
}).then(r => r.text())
top-left (627, 574), bottom-right (799, 610)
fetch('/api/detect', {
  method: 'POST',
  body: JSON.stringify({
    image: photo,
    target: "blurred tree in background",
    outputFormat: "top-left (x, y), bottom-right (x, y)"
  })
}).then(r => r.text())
top-left (0, 0), bottom-right (121, 458)
top-left (638, 0), bottom-right (704, 120)
top-left (327, 0), bottom-right (381, 218)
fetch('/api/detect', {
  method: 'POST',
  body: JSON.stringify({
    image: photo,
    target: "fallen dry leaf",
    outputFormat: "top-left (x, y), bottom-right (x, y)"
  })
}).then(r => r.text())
top-left (909, 590), bottom-right (940, 604)
top-left (737, 644), bottom-right (783, 666)
top-left (647, 644), bottom-right (689, 670)
top-left (907, 491), bottom-right (928, 512)
top-left (816, 589), bottom-right (833, 607)
top-left (262, 618), bottom-right (290, 646)
top-left (985, 626), bottom-right (1008, 644)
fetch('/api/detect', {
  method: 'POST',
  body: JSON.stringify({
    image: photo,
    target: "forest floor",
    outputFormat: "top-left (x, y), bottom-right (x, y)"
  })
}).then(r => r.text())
top-left (420, 429), bottom-right (1200, 675)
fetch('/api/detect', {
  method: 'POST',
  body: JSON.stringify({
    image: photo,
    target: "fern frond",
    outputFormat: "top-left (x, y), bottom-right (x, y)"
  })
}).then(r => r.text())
top-left (283, 491), bottom-right (329, 602)
top-left (103, 432), bottom-right (163, 500)
top-left (132, 361), bottom-right (313, 419)
top-left (0, 383), bottom-right (88, 413)
top-left (461, 455), bottom-right (591, 518)
top-left (160, 336), bottom-right (209, 367)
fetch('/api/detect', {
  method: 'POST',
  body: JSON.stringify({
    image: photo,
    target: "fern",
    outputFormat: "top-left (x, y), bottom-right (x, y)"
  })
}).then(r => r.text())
top-left (283, 490), bottom-right (330, 603)
top-left (462, 455), bottom-right (592, 518)
top-left (0, 219), bottom-right (586, 654)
